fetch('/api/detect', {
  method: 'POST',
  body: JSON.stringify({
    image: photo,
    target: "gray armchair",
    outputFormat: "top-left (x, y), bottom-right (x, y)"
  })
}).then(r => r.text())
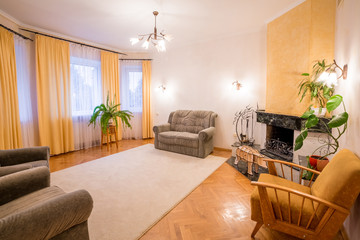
top-left (0, 146), bottom-right (50, 177)
top-left (153, 110), bottom-right (217, 158)
top-left (0, 167), bottom-right (93, 240)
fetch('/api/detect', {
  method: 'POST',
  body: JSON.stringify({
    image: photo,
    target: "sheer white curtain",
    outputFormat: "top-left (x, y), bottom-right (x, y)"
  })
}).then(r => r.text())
top-left (14, 35), bottom-right (39, 147)
top-left (120, 60), bottom-right (143, 139)
top-left (70, 44), bottom-right (102, 150)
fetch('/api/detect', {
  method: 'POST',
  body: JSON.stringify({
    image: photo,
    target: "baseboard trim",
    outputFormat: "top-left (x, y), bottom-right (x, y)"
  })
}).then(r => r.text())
top-left (214, 147), bottom-right (231, 152)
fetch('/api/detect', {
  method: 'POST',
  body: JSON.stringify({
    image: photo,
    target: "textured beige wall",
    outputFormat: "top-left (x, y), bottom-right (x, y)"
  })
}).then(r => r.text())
top-left (265, 0), bottom-right (336, 116)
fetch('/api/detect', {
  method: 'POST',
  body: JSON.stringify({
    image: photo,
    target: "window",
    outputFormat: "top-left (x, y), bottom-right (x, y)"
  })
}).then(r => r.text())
top-left (120, 62), bottom-right (143, 113)
top-left (70, 56), bottom-right (102, 116)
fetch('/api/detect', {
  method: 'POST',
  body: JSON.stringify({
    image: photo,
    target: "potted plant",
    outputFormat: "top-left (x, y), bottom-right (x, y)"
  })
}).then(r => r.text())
top-left (298, 60), bottom-right (335, 116)
top-left (88, 93), bottom-right (133, 134)
top-left (295, 94), bottom-right (348, 174)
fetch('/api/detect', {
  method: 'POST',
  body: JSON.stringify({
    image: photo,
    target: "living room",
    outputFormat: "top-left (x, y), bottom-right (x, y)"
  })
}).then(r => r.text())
top-left (0, 0), bottom-right (359, 239)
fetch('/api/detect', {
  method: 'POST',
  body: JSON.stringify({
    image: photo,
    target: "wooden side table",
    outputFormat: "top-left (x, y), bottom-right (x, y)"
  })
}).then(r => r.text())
top-left (101, 124), bottom-right (118, 151)
top-left (235, 145), bottom-right (265, 175)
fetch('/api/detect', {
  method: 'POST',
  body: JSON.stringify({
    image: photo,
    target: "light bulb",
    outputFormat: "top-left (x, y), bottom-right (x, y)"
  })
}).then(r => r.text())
top-left (325, 72), bottom-right (338, 87)
top-left (130, 38), bottom-right (140, 45)
top-left (142, 40), bottom-right (149, 49)
top-left (318, 72), bottom-right (329, 83)
top-left (158, 40), bottom-right (166, 52)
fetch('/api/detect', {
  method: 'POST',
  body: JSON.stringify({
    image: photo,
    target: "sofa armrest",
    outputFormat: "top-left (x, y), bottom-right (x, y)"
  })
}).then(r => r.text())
top-left (199, 127), bottom-right (216, 141)
top-left (0, 164), bottom-right (32, 177)
top-left (0, 189), bottom-right (93, 240)
top-left (153, 123), bottom-right (171, 133)
top-left (0, 146), bottom-right (50, 166)
top-left (0, 166), bottom-right (50, 205)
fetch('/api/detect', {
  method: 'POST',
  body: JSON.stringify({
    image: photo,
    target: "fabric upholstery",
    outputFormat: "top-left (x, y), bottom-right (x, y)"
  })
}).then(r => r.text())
top-left (0, 164), bottom-right (32, 177)
top-left (0, 167), bottom-right (93, 240)
top-left (311, 149), bottom-right (360, 216)
top-left (0, 146), bottom-right (50, 176)
top-left (158, 132), bottom-right (199, 148)
top-left (170, 110), bottom-right (214, 134)
top-left (0, 167), bottom-right (50, 205)
top-left (251, 174), bottom-right (319, 229)
top-left (153, 110), bottom-right (217, 158)
top-left (50, 221), bottom-right (90, 240)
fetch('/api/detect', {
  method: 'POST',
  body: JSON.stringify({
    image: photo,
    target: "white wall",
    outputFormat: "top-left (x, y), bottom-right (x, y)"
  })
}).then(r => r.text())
top-left (151, 29), bottom-right (267, 149)
top-left (335, 0), bottom-right (360, 239)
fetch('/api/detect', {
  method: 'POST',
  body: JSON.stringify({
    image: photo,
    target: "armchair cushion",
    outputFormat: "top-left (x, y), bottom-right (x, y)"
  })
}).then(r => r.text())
top-left (251, 174), bottom-right (319, 228)
top-left (170, 110), bottom-right (214, 134)
top-left (158, 131), bottom-right (199, 148)
top-left (311, 149), bottom-right (360, 209)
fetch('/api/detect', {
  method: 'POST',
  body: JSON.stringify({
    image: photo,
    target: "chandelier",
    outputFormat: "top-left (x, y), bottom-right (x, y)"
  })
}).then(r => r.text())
top-left (130, 11), bottom-right (172, 52)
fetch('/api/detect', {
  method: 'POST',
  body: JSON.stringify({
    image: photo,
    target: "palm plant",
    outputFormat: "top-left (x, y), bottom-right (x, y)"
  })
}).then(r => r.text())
top-left (88, 93), bottom-right (133, 134)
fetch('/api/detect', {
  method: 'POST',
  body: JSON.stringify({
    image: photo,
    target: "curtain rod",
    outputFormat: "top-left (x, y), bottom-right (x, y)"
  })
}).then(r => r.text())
top-left (120, 59), bottom-right (152, 61)
top-left (0, 24), bottom-right (33, 41)
top-left (20, 28), bottom-right (127, 56)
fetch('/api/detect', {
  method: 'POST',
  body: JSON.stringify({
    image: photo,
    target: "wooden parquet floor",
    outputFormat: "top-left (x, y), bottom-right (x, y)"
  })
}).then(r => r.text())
top-left (50, 140), bottom-right (345, 240)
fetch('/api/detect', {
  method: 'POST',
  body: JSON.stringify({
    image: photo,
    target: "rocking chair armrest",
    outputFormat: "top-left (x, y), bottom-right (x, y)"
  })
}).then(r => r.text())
top-left (251, 181), bottom-right (349, 214)
top-left (264, 158), bottom-right (321, 176)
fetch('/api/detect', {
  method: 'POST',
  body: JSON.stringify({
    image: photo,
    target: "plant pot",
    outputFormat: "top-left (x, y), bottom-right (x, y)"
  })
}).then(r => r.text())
top-left (308, 155), bottom-right (319, 168)
top-left (311, 107), bottom-right (326, 117)
top-left (309, 155), bottom-right (329, 172)
top-left (316, 158), bottom-right (329, 171)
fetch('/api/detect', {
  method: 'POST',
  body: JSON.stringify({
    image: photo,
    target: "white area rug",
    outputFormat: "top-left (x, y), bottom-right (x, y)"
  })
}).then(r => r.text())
top-left (51, 144), bottom-right (226, 240)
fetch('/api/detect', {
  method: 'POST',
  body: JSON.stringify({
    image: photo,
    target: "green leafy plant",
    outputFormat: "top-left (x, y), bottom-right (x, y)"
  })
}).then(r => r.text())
top-left (88, 93), bottom-right (133, 134)
top-left (298, 60), bottom-right (335, 111)
top-left (295, 94), bottom-right (348, 160)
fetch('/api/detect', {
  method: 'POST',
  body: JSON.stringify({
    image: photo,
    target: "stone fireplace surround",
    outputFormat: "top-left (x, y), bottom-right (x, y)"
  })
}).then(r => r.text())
top-left (256, 110), bottom-right (330, 166)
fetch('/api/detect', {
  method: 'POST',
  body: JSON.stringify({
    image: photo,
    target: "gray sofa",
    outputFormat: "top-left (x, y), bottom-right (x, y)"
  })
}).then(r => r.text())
top-left (0, 167), bottom-right (93, 240)
top-left (153, 110), bottom-right (217, 158)
top-left (0, 146), bottom-right (50, 177)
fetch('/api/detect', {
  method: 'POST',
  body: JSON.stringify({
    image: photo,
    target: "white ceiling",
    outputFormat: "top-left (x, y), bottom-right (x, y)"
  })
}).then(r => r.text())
top-left (0, 0), bottom-right (304, 52)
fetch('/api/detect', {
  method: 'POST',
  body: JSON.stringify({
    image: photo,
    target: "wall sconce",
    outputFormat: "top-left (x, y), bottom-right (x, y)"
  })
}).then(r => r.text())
top-left (232, 80), bottom-right (242, 90)
top-left (317, 59), bottom-right (348, 87)
top-left (158, 84), bottom-right (166, 92)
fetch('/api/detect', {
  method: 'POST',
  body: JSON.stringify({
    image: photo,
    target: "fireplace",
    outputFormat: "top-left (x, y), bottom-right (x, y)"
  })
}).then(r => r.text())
top-left (256, 110), bottom-right (330, 164)
top-left (263, 125), bottom-right (294, 161)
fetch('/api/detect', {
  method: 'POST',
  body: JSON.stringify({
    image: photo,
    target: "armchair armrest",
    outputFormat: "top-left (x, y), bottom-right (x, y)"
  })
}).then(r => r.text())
top-left (0, 146), bottom-right (50, 166)
top-left (199, 127), bottom-right (216, 141)
top-left (153, 123), bottom-right (170, 133)
top-left (251, 181), bottom-right (349, 214)
top-left (0, 189), bottom-right (93, 240)
top-left (0, 164), bottom-right (32, 177)
top-left (0, 166), bottom-right (50, 205)
top-left (264, 158), bottom-right (321, 186)
top-left (251, 181), bottom-right (349, 235)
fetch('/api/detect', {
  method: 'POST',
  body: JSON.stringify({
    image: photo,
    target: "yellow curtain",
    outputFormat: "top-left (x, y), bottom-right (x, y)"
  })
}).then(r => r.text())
top-left (35, 35), bottom-right (74, 155)
top-left (0, 27), bottom-right (23, 149)
top-left (142, 60), bottom-right (153, 138)
top-left (100, 50), bottom-right (121, 139)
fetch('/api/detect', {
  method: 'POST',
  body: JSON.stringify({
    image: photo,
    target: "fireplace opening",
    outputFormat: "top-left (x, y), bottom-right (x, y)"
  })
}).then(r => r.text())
top-left (261, 125), bottom-right (294, 161)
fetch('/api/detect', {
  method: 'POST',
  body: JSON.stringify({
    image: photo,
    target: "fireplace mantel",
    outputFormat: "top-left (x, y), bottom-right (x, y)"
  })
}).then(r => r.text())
top-left (256, 111), bottom-right (329, 132)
